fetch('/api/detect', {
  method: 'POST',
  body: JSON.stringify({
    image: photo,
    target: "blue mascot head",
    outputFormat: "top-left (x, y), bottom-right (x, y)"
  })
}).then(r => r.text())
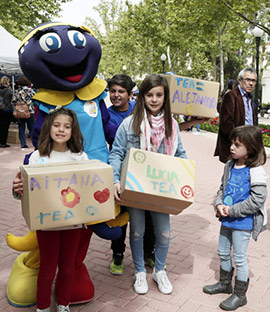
top-left (19, 22), bottom-right (101, 91)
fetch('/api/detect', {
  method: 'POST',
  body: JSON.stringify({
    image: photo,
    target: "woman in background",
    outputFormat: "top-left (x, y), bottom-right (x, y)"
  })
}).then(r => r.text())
top-left (0, 76), bottom-right (13, 148)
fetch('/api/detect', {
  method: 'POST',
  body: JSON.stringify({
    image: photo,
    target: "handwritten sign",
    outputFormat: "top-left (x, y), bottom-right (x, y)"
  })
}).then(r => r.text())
top-left (120, 148), bottom-right (195, 215)
top-left (163, 74), bottom-right (220, 118)
top-left (20, 160), bottom-right (115, 230)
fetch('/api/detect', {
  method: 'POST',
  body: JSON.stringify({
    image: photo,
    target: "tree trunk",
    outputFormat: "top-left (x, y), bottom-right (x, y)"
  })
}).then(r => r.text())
top-left (167, 46), bottom-right (171, 72)
top-left (218, 24), bottom-right (224, 91)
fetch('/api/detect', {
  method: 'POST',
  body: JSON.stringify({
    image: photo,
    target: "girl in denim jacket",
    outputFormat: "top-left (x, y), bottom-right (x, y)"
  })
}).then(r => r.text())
top-left (203, 125), bottom-right (268, 311)
top-left (109, 74), bottom-right (187, 295)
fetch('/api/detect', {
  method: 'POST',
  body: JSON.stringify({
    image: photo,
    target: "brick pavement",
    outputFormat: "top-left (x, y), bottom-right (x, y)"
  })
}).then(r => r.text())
top-left (0, 128), bottom-right (269, 312)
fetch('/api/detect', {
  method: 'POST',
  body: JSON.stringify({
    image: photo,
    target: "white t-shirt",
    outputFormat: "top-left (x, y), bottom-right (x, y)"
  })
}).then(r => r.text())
top-left (29, 149), bottom-right (88, 165)
top-left (29, 149), bottom-right (89, 230)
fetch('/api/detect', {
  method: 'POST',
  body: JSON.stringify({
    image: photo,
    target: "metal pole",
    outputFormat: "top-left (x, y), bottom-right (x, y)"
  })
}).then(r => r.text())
top-left (11, 75), bottom-right (15, 93)
top-left (162, 60), bottom-right (165, 74)
top-left (255, 36), bottom-right (260, 125)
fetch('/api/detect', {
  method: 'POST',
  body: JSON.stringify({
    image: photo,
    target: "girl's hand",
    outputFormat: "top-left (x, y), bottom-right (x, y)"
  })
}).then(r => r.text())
top-left (222, 206), bottom-right (229, 216)
top-left (114, 182), bottom-right (123, 203)
top-left (216, 204), bottom-right (229, 217)
top-left (216, 205), bottom-right (223, 216)
top-left (13, 170), bottom-right (23, 196)
top-left (191, 117), bottom-right (210, 125)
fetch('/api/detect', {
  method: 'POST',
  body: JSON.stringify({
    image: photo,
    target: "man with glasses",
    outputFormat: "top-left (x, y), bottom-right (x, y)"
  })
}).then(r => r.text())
top-left (214, 67), bottom-right (257, 163)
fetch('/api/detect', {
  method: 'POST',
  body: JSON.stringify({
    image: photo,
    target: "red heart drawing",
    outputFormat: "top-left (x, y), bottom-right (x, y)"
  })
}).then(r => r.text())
top-left (94, 188), bottom-right (110, 203)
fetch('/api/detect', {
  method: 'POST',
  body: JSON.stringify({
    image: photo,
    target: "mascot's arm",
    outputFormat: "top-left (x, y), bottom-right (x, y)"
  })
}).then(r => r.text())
top-left (100, 99), bottom-right (118, 146)
top-left (32, 109), bottom-right (47, 149)
top-left (88, 204), bottom-right (129, 240)
top-left (106, 211), bottom-right (129, 227)
top-left (89, 223), bottom-right (121, 240)
top-left (89, 211), bottom-right (129, 240)
top-left (23, 152), bottom-right (33, 165)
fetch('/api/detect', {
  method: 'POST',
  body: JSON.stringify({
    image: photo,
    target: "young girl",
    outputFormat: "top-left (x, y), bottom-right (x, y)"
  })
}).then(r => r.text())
top-left (109, 74), bottom-right (187, 295)
top-left (203, 125), bottom-right (268, 311)
top-left (13, 107), bottom-right (88, 312)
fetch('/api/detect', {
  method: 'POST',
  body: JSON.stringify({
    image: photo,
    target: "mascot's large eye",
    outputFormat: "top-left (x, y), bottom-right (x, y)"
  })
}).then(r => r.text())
top-left (39, 33), bottom-right (61, 52)
top-left (68, 30), bottom-right (86, 48)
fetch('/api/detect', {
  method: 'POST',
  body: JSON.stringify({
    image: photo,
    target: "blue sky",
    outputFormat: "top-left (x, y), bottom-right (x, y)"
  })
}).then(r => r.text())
top-left (58, 0), bottom-right (141, 26)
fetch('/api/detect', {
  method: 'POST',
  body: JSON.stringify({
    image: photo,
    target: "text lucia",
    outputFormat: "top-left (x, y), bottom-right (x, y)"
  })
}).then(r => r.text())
top-left (147, 165), bottom-right (179, 195)
top-left (172, 77), bottom-right (216, 109)
top-left (29, 172), bottom-right (104, 225)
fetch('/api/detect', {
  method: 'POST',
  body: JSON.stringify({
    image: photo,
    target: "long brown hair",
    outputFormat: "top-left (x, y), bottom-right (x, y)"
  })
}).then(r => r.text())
top-left (38, 107), bottom-right (84, 156)
top-left (132, 74), bottom-right (172, 138)
top-left (230, 125), bottom-right (266, 167)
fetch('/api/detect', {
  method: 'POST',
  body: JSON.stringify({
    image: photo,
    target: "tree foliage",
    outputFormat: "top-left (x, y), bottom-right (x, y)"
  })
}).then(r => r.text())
top-left (4, 0), bottom-right (269, 90)
top-left (0, 0), bottom-right (71, 39)
top-left (84, 0), bottom-right (270, 87)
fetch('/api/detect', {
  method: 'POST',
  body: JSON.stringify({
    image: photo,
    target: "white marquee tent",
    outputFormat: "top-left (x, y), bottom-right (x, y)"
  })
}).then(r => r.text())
top-left (0, 25), bottom-right (22, 77)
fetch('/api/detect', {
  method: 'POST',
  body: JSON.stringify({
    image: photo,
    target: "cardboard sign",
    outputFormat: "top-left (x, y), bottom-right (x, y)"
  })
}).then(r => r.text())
top-left (163, 74), bottom-right (220, 118)
top-left (20, 160), bottom-right (115, 230)
top-left (120, 148), bottom-right (195, 214)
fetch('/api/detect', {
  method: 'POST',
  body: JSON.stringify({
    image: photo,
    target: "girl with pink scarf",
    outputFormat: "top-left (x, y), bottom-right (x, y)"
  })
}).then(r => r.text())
top-left (109, 75), bottom-right (187, 296)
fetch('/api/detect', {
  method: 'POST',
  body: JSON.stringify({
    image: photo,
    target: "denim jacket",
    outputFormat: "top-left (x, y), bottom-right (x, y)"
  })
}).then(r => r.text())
top-left (108, 115), bottom-right (187, 184)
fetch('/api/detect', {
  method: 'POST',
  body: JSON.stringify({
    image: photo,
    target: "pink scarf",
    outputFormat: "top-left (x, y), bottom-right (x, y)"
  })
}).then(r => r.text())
top-left (140, 110), bottom-right (178, 155)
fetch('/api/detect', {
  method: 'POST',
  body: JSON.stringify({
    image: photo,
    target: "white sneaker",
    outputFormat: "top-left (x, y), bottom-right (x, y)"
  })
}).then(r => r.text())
top-left (57, 305), bottom-right (70, 312)
top-left (133, 271), bottom-right (148, 294)
top-left (152, 268), bottom-right (173, 294)
top-left (36, 309), bottom-right (50, 312)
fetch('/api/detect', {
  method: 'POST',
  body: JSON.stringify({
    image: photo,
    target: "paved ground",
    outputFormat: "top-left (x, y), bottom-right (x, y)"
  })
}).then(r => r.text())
top-left (0, 125), bottom-right (270, 312)
top-left (259, 116), bottom-right (270, 126)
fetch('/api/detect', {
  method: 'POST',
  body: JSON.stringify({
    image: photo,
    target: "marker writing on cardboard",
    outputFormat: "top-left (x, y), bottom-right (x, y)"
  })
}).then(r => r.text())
top-left (175, 77), bottom-right (204, 91)
top-left (147, 165), bottom-right (180, 183)
top-left (36, 206), bottom-right (98, 225)
top-left (172, 77), bottom-right (216, 109)
top-left (150, 181), bottom-right (178, 195)
top-left (30, 173), bottom-right (104, 191)
top-left (172, 91), bottom-right (216, 109)
top-left (147, 165), bottom-right (179, 195)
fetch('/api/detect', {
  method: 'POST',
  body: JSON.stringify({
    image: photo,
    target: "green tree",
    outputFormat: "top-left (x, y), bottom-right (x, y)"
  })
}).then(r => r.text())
top-left (85, 0), bottom-right (128, 77)
top-left (221, 0), bottom-right (270, 35)
top-left (0, 0), bottom-right (71, 39)
top-left (85, 0), bottom-right (270, 86)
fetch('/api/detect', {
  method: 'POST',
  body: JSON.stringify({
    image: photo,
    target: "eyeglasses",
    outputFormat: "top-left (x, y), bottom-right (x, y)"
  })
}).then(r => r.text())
top-left (242, 78), bottom-right (257, 84)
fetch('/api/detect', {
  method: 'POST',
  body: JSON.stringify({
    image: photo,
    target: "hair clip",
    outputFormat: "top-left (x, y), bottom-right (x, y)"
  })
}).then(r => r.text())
top-left (49, 105), bottom-right (62, 114)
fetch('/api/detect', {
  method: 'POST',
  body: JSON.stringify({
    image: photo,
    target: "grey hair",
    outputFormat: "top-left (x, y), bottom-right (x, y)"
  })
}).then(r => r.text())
top-left (238, 67), bottom-right (257, 80)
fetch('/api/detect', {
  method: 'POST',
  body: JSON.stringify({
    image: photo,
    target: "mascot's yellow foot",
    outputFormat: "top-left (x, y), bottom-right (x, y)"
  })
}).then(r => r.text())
top-left (106, 211), bottom-right (129, 228)
top-left (6, 231), bottom-right (38, 251)
top-left (7, 253), bottom-right (38, 307)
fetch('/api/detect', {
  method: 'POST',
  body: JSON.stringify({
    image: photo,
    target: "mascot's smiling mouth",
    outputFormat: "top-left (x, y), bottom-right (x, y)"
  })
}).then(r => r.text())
top-left (45, 57), bottom-right (88, 82)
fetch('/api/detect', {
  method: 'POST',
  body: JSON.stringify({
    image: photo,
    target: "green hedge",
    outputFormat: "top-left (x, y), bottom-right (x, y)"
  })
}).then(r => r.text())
top-left (199, 118), bottom-right (270, 148)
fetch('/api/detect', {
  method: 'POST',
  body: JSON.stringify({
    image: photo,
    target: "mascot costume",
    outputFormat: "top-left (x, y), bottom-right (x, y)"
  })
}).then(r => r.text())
top-left (6, 22), bottom-right (128, 307)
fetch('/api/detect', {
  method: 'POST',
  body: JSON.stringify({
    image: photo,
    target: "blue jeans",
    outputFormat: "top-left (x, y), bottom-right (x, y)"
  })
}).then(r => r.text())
top-left (218, 225), bottom-right (251, 281)
top-left (18, 113), bottom-right (35, 147)
top-left (127, 207), bottom-right (170, 272)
